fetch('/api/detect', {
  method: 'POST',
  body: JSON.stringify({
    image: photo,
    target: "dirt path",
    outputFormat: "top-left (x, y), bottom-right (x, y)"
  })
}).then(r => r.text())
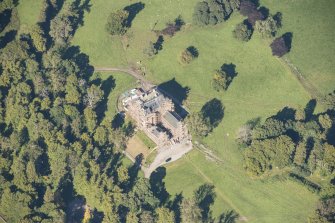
top-left (278, 57), bottom-right (326, 105)
top-left (0, 215), bottom-right (7, 223)
top-left (95, 67), bottom-right (154, 90)
top-left (95, 66), bottom-right (190, 112)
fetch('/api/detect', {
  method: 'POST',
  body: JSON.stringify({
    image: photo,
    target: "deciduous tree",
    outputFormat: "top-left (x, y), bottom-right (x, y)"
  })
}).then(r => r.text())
top-left (105, 10), bottom-right (129, 35)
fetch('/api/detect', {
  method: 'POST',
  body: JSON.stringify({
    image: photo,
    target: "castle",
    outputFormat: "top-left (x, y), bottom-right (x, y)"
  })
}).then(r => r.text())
top-left (122, 87), bottom-right (188, 146)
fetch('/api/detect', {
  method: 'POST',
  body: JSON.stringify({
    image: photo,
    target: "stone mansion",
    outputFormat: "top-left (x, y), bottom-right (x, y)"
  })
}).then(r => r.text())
top-left (122, 87), bottom-right (188, 146)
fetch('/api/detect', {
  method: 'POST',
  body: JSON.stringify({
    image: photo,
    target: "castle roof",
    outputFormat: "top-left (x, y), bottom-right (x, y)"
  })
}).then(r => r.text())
top-left (163, 111), bottom-right (181, 129)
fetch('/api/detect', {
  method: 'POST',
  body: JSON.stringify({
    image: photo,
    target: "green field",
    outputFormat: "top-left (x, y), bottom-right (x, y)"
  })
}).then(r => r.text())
top-left (17, 0), bottom-right (43, 31)
top-left (92, 71), bottom-right (136, 124)
top-left (16, 0), bottom-right (332, 222)
top-left (137, 130), bottom-right (156, 149)
top-left (261, 0), bottom-right (335, 95)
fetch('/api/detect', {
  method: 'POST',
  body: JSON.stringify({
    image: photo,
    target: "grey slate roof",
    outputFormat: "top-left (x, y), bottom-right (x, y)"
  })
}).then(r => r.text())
top-left (163, 111), bottom-right (181, 129)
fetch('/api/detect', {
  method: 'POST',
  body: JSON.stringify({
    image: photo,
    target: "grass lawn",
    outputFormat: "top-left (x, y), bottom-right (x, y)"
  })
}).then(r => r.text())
top-left (126, 135), bottom-right (150, 158)
top-left (17, 0), bottom-right (43, 31)
top-left (261, 0), bottom-right (335, 95)
top-left (144, 149), bottom-right (157, 166)
top-left (137, 130), bottom-right (156, 149)
top-left (72, 0), bottom-right (327, 222)
top-left (92, 71), bottom-right (136, 124)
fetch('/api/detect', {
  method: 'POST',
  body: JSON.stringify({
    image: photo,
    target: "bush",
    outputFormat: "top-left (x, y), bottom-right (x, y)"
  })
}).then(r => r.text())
top-left (270, 36), bottom-right (289, 57)
top-left (212, 70), bottom-right (230, 91)
top-left (160, 15), bottom-right (184, 36)
top-left (239, 0), bottom-right (257, 16)
top-left (105, 10), bottom-right (129, 36)
top-left (255, 16), bottom-right (278, 38)
top-left (239, 0), bottom-right (264, 26)
top-left (180, 46), bottom-right (198, 64)
top-left (288, 173), bottom-right (321, 193)
top-left (143, 41), bottom-right (157, 58)
top-left (193, 0), bottom-right (238, 26)
top-left (233, 22), bottom-right (252, 41)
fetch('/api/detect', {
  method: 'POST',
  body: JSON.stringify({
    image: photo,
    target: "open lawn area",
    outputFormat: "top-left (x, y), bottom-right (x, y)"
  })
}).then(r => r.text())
top-left (126, 135), bottom-right (150, 159)
top-left (17, 0), bottom-right (43, 31)
top-left (71, 0), bottom-right (330, 222)
top-left (261, 0), bottom-right (335, 95)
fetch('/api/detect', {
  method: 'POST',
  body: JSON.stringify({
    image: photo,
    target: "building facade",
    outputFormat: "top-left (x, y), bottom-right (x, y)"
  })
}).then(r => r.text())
top-left (122, 87), bottom-right (188, 146)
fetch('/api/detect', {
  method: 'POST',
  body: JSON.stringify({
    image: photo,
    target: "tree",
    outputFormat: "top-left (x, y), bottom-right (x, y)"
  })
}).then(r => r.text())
top-left (50, 14), bottom-right (73, 43)
top-left (65, 74), bottom-right (81, 105)
top-left (193, 0), bottom-right (237, 26)
top-left (239, 0), bottom-right (257, 16)
top-left (239, 0), bottom-right (264, 26)
top-left (0, 189), bottom-right (32, 222)
top-left (126, 212), bottom-right (139, 223)
top-left (270, 36), bottom-right (289, 57)
top-left (324, 144), bottom-right (335, 173)
top-left (105, 10), bottom-right (129, 35)
top-left (84, 84), bottom-right (103, 108)
top-left (318, 114), bottom-right (332, 131)
top-left (94, 126), bottom-right (108, 145)
top-left (294, 141), bottom-right (307, 166)
top-left (194, 184), bottom-right (216, 221)
top-left (309, 197), bottom-right (335, 223)
top-left (139, 211), bottom-right (155, 223)
top-left (233, 22), bottom-right (252, 41)
top-left (212, 69), bottom-right (231, 91)
top-left (186, 112), bottom-right (212, 137)
top-left (181, 46), bottom-right (198, 64)
top-left (295, 107), bottom-right (306, 121)
top-left (236, 124), bottom-right (252, 146)
top-left (244, 135), bottom-right (295, 175)
top-left (83, 207), bottom-right (92, 223)
top-left (255, 16), bottom-right (278, 38)
top-left (156, 207), bottom-right (175, 223)
top-left (84, 108), bottom-right (97, 133)
top-left (193, 1), bottom-right (210, 26)
top-left (117, 165), bottom-right (129, 183)
top-left (181, 198), bottom-right (202, 223)
top-left (143, 41), bottom-right (157, 58)
top-left (30, 25), bottom-right (46, 52)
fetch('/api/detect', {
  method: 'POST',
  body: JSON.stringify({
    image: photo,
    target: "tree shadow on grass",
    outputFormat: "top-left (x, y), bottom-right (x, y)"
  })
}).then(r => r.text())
top-left (217, 210), bottom-right (239, 223)
top-left (71, 0), bottom-right (92, 34)
top-left (124, 2), bottom-right (145, 28)
top-left (304, 99), bottom-right (316, 121)
top-left (221, 63), bottom-right (238, 88)
top-left (0, 30), bottom-right (17, 49)
top-left (246, 117), bottom-right (261, 128)
top-left (157, 78), bottom-right (190, 104)
top-left (305, 137), bottom-right (315, 162)
top-left (187, 46), bottom-right (199, 58)
top-left (0, 9), bottom-right (11, 33)
top-left (282, 32), bottom-right (293, 52)
top-left (126, 154), bottom-right (143, 192)
top-left (326, 110), bottom-right (335, 146)
top-left (273, 12), bottom-right (283, 28)
top-left (201, 98), bottom-right (224, 128)
top-left (169, 193), bottom-right (183, 223)
top-left (112, 113), bottom-right (125, 129)
top-left (194, 184), bottom-right (216, 221)
top-left (258, 6), bottom-right (269, 19)
top-left (154, 35), bottom-right (164, 51)
top-left (149, 167), bottom-right (170, 205)
top-left (273, 106), bottom-right (296, 121)
top-left (38, 0), bottom-right (65, 49)
top-left (96, 76), bottom-right (116, 122)
top-left (158, 78), bottom-right (190, 118)
top-left (64, 45), bottom-right (94, 80)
